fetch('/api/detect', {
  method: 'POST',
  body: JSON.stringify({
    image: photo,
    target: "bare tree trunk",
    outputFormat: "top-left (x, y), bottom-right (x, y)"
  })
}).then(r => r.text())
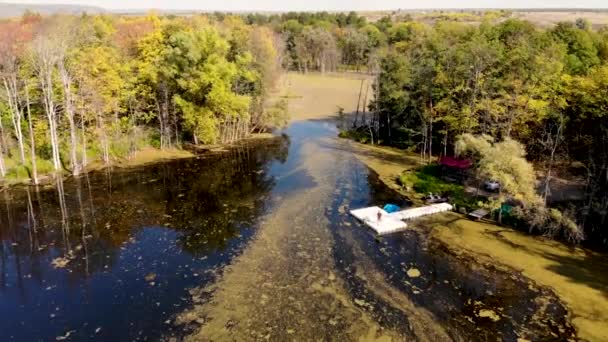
top-left (361, 84), bottom-right (369, 125)
top-left (443, 130), bottom-right (448, 157)
top-left (542, 113), bottom-right (565, 204)
top-left (80, 114), bottom-right (87, 169)
top-left (420, 117), bottom-right (427, 162)
top-left (0, 118), bottom-right (6, 177)
top-left (95, 111), bottom-right (110, 165)
top-left (40, 65), bottom-right (62, 172)
top-left (155, 99), bottom-right (164, 149)
top-left (58, 61), bottom-right (80, 176)
top-left (3, 78), bottom-right (26, 165)
top-left (25, 84), bottom-right (38, 185)
top-left (428, 99), bottom-right (434, 163)
top-left (0, 152), bottom-right (5, 177)
top-left (353, 79), bottom-right (364, 128)
top-left (160, 85), bottom-right (171, 148)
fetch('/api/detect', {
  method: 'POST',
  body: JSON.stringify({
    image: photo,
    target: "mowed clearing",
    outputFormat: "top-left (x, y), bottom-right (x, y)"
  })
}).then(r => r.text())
top-left (280, 72), bottom-right (371, 121)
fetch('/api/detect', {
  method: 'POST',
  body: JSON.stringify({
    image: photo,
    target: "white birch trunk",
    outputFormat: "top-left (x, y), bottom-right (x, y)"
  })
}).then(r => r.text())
top-left (3, 77), bottom-right (26, 164)
top-left (25, 84), bottom-right (38, 184)
top-left (39, 60), bottom-right (62, 172)
top-left (58, 61), bottom-right (80, 176)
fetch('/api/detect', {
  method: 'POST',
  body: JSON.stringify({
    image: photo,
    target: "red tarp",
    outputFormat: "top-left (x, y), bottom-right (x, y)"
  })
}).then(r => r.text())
top-left (439, 156), bottom-right (472, 170)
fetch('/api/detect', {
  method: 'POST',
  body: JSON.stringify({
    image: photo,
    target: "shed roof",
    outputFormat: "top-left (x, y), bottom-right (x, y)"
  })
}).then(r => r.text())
top-left (439, 156), bottom-right (472, 169)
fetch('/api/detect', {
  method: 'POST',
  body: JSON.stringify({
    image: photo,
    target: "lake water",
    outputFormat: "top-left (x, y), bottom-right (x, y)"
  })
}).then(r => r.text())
top-left (0, 120), bottom-right (575, 341)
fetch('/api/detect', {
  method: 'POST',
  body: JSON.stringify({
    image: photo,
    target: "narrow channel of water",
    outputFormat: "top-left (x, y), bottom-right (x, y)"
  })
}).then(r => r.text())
top-left (0, 120), bottom-right (575, 341)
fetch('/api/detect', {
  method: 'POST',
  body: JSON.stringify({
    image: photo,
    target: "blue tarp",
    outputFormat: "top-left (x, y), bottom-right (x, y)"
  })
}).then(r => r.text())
top-left (383, 204), bottom-right (401, 213)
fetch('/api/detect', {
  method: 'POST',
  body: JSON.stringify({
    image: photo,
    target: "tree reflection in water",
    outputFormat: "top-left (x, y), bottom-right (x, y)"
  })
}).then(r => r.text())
top-left (0, 135), bottom-right (289, 341)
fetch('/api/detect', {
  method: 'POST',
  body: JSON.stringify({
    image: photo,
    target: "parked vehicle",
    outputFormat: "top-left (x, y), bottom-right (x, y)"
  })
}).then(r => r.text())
top-left (484, 180), bottom-right (500, 192)
top-left (423, 193), bottom-right (449, 204)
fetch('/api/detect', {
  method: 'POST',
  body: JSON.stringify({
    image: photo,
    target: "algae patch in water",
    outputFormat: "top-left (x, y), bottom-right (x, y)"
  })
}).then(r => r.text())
top-left (51, 257), bottom-right (70, 268)
top-left (406, 268), bottom-right (421, 278)
top-left (478, 309), bottom-right (501, 322)
top-left (430, 212), bottom-right (608, 342)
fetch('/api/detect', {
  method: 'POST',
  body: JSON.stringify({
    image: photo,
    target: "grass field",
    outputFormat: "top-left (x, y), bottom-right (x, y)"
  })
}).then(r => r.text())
top-left (361, 9), bottom-right (608, 29)
top-left (279, 72), bottom-right (372, 122)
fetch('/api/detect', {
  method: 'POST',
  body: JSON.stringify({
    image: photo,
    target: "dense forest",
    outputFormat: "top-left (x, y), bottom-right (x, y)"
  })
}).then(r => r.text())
top-left (0, 12), bottom-right (287, 183)
top-left (340, 16), bottom-right (607, 246)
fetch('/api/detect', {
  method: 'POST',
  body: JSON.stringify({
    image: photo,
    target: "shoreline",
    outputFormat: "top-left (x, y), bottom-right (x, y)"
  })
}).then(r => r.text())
top-left (0, 133), bottom-right (278, 189)
top-left (341, 137), bottom-right (608, 342)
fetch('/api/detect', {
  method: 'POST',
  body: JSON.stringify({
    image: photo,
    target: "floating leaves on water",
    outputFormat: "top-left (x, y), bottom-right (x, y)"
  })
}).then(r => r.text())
top-left (354, 298), bottom-right (367, 307)
top-left (55, 330), bottom-right (75, 340)
top-left (406, 268), bottom-right (421, 278)
top-left (478, 309), bottom-right (501, 322)
top-left (52, 257), bottom-right (70, 268)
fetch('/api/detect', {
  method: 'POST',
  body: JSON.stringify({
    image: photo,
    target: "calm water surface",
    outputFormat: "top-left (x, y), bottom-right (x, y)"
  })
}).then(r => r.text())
top-left (0, 121), bottom-right (575, 341)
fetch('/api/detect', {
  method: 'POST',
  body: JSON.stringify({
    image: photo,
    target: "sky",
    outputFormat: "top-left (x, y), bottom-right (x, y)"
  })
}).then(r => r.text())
top-left (9, 0), bottom-right (608, 11)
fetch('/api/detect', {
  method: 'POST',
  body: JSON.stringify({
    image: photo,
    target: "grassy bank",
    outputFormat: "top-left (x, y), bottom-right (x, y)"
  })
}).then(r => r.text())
top-left (0, 147), bottom-right (195, 186)
top-left (342, 139), bottom-right (608, 341)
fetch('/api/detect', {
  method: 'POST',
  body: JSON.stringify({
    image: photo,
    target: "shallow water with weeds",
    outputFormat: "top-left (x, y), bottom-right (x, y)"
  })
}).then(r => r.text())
top-left (0, 120), bottom-right (578, 341)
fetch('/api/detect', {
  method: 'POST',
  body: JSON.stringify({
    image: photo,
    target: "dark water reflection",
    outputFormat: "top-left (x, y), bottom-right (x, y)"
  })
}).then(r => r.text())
top-left (0, 136), bottom-right (289, 341)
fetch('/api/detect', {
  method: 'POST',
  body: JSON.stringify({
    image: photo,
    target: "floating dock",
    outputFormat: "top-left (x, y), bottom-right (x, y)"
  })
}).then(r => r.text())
top-left (349, 203), bottom-right (453, 235)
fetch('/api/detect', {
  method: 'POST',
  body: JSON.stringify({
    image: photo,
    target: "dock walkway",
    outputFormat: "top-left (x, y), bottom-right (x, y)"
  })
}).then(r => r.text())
top-left (350, 203), bottom-right (453, 235)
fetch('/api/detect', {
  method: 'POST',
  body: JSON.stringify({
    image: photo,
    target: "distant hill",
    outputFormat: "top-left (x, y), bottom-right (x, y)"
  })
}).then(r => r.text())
top-left (0, 2), bottom-right (106, 18)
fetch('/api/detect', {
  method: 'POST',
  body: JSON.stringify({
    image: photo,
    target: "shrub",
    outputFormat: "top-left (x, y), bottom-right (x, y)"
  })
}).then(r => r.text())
top-left (399, 164), bottom-right (484, 211)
